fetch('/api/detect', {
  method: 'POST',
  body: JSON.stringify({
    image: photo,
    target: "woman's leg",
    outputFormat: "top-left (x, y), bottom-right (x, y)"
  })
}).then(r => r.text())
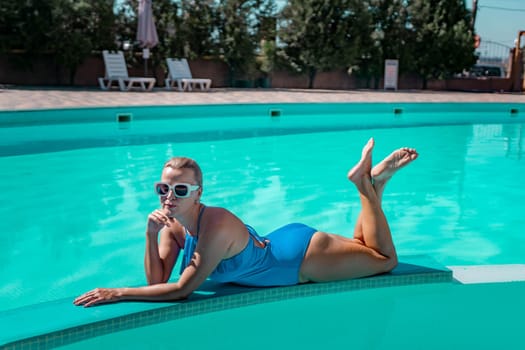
top-left (347, 138), bottom-right (396, 259)
top-left (353, 146), bottom-right (419, 243)
top-left (299, 139), bottom-right (418, 282)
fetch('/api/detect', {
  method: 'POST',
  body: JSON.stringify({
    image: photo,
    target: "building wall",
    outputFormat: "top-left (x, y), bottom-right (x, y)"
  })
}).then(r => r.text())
top-left (0, 53), bottom-right (521, 92)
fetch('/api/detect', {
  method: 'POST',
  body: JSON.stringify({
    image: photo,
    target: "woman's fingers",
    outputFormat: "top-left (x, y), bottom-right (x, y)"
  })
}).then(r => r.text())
top-left (74, 289), bottom-right (98, 306)
top-left (73, 288), bottom-right (119, 307)
top-left (148, 210), bottom-right (171, 227)
top-left (84, 297), bottom-right (102, 308)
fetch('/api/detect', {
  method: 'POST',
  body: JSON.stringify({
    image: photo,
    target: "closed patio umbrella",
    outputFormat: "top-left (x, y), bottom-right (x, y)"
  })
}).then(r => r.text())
top-left (137, 0), bottom-right (158, 76)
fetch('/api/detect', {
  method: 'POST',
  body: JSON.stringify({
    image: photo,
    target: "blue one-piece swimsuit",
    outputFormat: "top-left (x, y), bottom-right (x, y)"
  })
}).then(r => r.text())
top-left (179, 207), bottom-right (317, 287)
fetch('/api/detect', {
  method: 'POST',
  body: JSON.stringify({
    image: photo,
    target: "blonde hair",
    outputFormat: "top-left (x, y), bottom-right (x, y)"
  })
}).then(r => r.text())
top-left (163, 157), bottom-right (203, 187)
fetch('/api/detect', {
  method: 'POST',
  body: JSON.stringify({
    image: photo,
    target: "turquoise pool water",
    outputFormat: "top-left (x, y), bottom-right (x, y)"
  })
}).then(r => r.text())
top-left (1, 103), bottom-right (525, 348)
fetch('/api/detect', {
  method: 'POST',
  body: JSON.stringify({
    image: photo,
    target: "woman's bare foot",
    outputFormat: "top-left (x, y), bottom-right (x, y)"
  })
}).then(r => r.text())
top-left (371, 147), bottom-right (418, 185)
top-left (347, 138), bottom-right (374, 185)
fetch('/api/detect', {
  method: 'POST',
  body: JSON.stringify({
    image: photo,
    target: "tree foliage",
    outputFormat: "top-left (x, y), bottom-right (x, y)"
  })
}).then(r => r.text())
top-left (215, 0), bottom-right (265, 81)
top-left (148, 0), bottom-right (184, 70)
top-left (0, 0), bottom-right (116, 84)
top-left (0, 0), bottom-right (479, 88)
top-left (407, 0), bottom-right (477, 87)
top-left (354, 0), bottom-right (411, 88)
top-left (180, 0), bottom-right (217, 58)
top-left (279, 0), bottom-right (370, 88)
top-left (0, 0), bottom-right (55, 55)
top-left (52, 1), bottom-right (116, 84)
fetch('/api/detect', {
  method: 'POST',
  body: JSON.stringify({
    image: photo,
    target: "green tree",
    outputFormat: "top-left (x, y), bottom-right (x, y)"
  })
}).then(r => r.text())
top-left (1, 0), bottom-right (116, 84)
top-left (114, 0), bottom-right (140, 56)
top-left (52, 0), bottom-right (116, 84)
top-left (407, 0), bottom-right (477, 88)
top-left (0, 0), bottom-right (55, 66)
top-left (255, 0), bottom-right (278, 78)
top-left (353, 0), bottom-right (411, 89)
top-left (278, 0), bottom-right (369, 88)
top-left (151, 0), bottom-right (185, 71)
top-left (180, 0), bottom-right (217, 58)
top-left (216, 0), bottom-right (264, 83)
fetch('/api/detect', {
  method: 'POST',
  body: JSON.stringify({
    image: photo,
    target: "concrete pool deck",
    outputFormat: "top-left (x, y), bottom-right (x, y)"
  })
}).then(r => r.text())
top-left (0, 86), bottom-right (523, 111)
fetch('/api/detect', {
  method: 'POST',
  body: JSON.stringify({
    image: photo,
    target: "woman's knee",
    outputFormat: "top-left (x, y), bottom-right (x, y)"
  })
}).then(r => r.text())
top-left (382, 255), bottom-right (398, 273)
top-left (366, 249), bottom-right (398, 274)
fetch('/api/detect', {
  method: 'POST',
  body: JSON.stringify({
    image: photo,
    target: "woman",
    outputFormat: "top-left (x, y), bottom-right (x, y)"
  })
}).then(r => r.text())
top-left (74, 138), bottom-right (418, 307)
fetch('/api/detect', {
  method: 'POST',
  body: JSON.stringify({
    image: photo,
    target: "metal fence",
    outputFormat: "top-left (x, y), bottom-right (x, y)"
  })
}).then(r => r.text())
top-left (475, 40), bottom-right (513, 76)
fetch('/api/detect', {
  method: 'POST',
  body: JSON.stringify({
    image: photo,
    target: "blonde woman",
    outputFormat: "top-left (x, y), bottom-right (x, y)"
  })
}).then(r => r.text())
top-left (75, 138), bottom-right (418, 307)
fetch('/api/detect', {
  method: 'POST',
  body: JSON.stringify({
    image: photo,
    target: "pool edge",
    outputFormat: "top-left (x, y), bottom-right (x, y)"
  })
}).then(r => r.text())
top-left (0, 254), bottom-right (451, 349)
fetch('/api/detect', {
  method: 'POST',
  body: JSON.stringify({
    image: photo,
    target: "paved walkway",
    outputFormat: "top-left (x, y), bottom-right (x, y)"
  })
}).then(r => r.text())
top-left (0, 86), bottom-right (523, 111)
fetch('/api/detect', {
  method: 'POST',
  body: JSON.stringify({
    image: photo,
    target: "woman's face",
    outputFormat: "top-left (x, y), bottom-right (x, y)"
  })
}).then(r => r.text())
top-left (158, 167), bottom-right (201, 217)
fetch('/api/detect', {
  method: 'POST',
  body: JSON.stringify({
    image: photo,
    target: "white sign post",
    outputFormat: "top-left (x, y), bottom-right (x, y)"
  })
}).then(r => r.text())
top-left (384, 59), bottom-right (399, 90)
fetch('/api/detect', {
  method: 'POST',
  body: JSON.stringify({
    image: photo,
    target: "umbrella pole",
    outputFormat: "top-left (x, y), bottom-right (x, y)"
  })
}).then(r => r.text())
top-left (143, 48), bottom-right (150, 76)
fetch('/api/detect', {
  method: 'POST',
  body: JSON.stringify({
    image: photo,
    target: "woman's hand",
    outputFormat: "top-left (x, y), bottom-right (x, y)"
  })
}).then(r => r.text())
top-left (73, 288), bottom-right (123, 307)
top-left (146, 209), bottom-right (172, 236)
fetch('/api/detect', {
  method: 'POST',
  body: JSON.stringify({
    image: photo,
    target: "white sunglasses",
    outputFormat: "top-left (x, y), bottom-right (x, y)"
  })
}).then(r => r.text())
top-left (154, 182), bottom-right (200, 198)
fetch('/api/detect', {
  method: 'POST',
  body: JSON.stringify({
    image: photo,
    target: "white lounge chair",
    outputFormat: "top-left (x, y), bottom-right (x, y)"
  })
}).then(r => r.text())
top-left (98, 50), bottom-right (156, 91)
top-left (165, 58), bottom-right (212, 91)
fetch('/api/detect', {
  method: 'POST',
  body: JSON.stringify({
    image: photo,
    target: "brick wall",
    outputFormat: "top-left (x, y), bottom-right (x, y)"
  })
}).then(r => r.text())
top-left (0, 53), bottom-right (521, 92)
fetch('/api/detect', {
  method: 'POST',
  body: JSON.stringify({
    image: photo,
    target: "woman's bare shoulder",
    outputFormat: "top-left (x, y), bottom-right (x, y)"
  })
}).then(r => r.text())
top-left (200, 206), bottom-right (245, 235)
top-left (204, 206), bottom-right (242, 222)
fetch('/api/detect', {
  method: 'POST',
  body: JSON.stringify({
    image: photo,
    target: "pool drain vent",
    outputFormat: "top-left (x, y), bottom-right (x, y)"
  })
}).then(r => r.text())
top-left (393, 108), bottom-right (403, 115)
top-left (269, 109), bottom-right (282, 117)
top-left (510, 108), bottom-right (519, 116)
top-left (117, 113), bottom-right (132, 129)
top-left (117, 113), bottom-right (132, 123)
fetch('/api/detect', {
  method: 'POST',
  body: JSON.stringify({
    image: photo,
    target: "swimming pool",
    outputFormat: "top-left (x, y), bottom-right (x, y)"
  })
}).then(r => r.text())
top-left (1, 102), bottom-right (525, 349)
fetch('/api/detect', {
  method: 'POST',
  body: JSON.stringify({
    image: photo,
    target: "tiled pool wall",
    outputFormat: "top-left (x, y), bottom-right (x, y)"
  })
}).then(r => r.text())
top-left (0, 102), bottom-right (523, 127)
top-left (1, 102), bottom-right (523, 157)
top-left (0, 256), bottom-right (452, 349)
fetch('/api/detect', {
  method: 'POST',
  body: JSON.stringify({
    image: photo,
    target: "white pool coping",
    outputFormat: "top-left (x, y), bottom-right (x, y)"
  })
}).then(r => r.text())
top-left (448, 264), bottom-right (525, 284)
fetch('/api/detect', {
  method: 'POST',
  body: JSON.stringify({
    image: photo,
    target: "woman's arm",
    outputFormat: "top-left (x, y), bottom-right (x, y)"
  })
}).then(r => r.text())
top-left (144, 209), bottom-right (184, 284)
top-left (74, 213), bottom-right (235, 307)
top-left (73, 282), bottom-right (189, 307)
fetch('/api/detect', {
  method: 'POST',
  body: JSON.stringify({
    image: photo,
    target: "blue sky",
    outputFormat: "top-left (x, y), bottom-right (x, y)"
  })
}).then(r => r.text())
top-left (467, 0), bottom-right (524, 48)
